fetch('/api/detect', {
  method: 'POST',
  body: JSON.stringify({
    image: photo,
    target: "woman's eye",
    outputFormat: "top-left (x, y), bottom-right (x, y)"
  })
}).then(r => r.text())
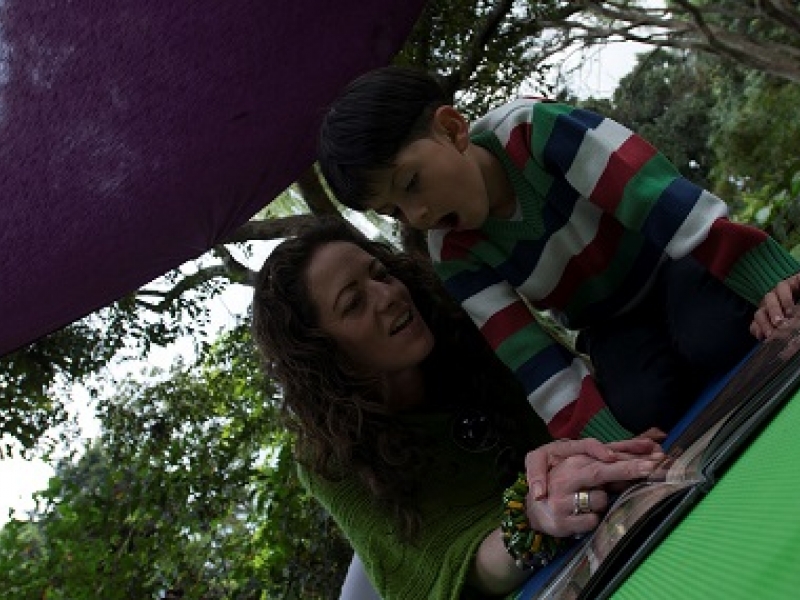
top-left (342, 294), bottom-right (362, 315)
top-left (374, 267), bottom-right (391, 281)
top-left (405, 173), bottom-right (419, 192)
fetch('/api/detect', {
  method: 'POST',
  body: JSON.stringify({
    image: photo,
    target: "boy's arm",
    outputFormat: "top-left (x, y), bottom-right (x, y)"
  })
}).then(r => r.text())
top-left (430, 231), bottom-right (632, 442)
top-left (529, 101), bottom-right (800, 305)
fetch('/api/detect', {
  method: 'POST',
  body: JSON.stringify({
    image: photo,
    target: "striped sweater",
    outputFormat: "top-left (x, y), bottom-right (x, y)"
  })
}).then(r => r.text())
top-left (428, 98), bottom-right (800, 442)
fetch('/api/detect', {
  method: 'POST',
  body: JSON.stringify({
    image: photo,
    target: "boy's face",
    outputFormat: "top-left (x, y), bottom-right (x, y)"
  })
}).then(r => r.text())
top-left (364, 106), bottom-right (511, 231)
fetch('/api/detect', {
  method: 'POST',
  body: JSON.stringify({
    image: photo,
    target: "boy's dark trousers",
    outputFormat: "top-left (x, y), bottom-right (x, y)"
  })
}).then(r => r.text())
top-left (578, 256), bottom-right (758, 435)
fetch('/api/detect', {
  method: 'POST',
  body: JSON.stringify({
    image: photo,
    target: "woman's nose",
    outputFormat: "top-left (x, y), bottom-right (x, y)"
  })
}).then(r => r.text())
top-left (371, 280), bottom-right (398, 311)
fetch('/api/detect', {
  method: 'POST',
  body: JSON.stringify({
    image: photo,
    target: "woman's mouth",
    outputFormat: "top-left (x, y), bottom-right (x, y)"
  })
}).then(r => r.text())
top-left (389, 310), bottom-right (414, 335)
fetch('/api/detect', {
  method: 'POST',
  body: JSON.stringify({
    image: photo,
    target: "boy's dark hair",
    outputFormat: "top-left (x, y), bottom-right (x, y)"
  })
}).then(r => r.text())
top-left (318, 66), bottom-right (451, 210)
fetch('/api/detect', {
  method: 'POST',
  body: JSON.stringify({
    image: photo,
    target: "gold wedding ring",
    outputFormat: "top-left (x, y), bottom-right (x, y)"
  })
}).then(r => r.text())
top-left (573, 490), bottom-right (592, 515)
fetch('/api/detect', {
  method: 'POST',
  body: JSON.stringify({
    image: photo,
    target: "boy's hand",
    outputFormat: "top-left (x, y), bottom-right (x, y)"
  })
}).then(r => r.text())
top-left (750, 273), bottom-right (800, 341)
top-left (635, 427), bottom-right (667, 443)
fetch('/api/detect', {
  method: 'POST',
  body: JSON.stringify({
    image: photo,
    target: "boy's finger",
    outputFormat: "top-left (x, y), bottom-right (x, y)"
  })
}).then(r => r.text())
top-left (569, 458), bottom-right (658, 489)
top-left (762, 293), bottom-right (786, 326)
top-left (749, 318), bottom-right (765, 340)
top-left (606, 437), bottom-right (661, 456)
top-left (775, 281), bottom-right (795, 315)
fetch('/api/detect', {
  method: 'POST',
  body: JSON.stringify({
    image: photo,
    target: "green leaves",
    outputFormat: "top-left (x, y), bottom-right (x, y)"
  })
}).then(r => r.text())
top-left (0, 325), bottom-right (351, 599)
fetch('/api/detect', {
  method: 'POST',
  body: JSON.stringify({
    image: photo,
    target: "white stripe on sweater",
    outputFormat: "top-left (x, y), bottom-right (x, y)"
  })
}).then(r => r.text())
top-left (471, 98), bottom-right (534, 142)
top-left (664, 189), bottom-right (728, 258)
top-left (461, 282), bottom-right (519, 329)
top-left (517, 198), bottom-right (602, 300)
top-left (529, 357), bottom-right (591, 423)
top-left (566, 118), bottom-right (632, 197)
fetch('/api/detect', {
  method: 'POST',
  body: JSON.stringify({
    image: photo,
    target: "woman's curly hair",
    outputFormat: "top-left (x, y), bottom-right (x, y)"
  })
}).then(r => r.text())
top-left (251, 216), bottom-right (519, 535)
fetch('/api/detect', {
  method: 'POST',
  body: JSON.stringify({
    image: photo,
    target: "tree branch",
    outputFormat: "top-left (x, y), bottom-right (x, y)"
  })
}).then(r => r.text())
top-left (212, 245), bottom-right (258, 286)
top-left (134, 265), bottom-right (232, 313)
top-left (445, 0), bottom-right (516, 94)
top-left (219, 214), bottom-right (320, 244)
top-left (295, 166), bottom-right (340, 216)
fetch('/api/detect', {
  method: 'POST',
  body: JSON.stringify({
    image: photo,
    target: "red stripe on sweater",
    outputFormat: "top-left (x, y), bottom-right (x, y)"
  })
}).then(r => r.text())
top-left (506, 121), bottom-right (533, 171)
top-left (439, 229), bottom-right (485, 262)
top-left (547, 374), bottom-right (606, 439)
top-left (691, 219), bottom-right (768, 279)
top-left (591, 134), bottom-right (657, 213)
top-left (480, 300), bottom-right (536, 349)
top-left (541, 213), bottom-right (624, 309)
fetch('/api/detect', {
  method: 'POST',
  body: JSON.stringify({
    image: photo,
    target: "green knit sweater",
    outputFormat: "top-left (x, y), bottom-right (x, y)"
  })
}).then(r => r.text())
top-left (298, 393), bottom-right (550, 600)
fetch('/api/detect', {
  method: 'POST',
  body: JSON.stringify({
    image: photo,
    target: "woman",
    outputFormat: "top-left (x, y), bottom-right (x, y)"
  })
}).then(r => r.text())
top-left (251, 217), bottom-right (662, 599)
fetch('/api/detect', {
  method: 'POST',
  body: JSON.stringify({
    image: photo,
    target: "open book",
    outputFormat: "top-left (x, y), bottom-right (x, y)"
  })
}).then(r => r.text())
top-left (530, 310), bottom-right (800, 600)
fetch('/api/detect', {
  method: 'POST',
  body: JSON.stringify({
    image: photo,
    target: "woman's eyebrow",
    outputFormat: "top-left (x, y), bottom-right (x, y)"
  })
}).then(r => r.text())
top-left (332, 258), bottom-right (376, 312)
top-left (368, 257), bottom-right (382, 274)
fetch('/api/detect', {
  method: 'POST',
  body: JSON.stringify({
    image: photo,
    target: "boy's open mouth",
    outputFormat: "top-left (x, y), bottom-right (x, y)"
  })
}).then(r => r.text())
top-left (434, 212), bottom-right (459, 230)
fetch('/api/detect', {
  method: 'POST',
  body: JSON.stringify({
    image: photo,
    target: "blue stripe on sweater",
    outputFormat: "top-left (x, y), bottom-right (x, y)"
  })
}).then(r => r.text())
top-left (541, 108), bottom-right (605, 174)
top-left (640, 177), bottom-right (702, 250)
top-left (515, 343), bottom-right (573, 395)
top-left (570, 108), bottom-right (605, 130)
top-left (443, 262), bottom-right (504, 301)
top-left (542, 115), bottom-right (585, 174)
top-left (495, 178), bottom-right (580, 287)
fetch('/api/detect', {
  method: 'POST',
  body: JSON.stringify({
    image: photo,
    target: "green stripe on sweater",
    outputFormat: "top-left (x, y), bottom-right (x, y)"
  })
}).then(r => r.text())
top-left (724, 237), bottom-right (800, 305)
top-left (616, 153), bottom-right (680, 230)
top-left (581, 408), bottom-right (634, 442)
top-left (531, 102), bottom-right (575, 162)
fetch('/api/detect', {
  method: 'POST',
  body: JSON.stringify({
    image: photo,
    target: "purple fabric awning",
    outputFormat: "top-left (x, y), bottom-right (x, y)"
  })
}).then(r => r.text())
top-left (0, 0), bottom-right (426, 355)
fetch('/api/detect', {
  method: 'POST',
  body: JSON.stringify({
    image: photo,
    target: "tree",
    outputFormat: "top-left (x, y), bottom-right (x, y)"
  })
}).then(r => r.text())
top-left (583, 48), bottom-right (718, 188)
top-left (0, 324), bottom-right (351, 599)
top-left (534, 1), bottom-right (800, 85)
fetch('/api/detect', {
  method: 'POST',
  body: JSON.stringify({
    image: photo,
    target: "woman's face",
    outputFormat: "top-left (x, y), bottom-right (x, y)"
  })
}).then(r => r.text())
top-left (306, 241), bottom-right (435, 376)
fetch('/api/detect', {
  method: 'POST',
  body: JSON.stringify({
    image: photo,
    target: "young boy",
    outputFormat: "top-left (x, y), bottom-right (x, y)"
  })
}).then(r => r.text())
top-left (318, 66), bottom-right (800, 442)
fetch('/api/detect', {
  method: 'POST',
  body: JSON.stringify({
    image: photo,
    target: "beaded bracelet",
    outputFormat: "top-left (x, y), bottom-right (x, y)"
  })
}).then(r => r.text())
top-left (501, 472), bottom-right (562, 570)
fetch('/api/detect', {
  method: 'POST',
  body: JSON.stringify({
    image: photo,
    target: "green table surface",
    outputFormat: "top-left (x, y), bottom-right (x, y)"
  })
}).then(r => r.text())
top-left (612, 390), bottom-right (800, 599)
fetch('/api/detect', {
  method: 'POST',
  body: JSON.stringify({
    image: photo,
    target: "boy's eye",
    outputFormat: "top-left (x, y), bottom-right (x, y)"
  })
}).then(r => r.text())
top-left (405, 173), bottom-right (419, 193)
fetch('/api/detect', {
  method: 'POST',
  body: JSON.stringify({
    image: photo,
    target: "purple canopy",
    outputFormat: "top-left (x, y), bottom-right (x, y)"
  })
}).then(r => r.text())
top-left (0, 0), bottom-right (426, 355)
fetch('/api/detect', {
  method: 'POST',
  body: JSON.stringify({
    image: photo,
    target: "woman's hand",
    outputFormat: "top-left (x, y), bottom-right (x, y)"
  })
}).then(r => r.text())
top-left (523, 439), bottom-right (662, 538)
top-left (525, 437), bottom-right (663, 501)
top-left (469, 438), bottom-right (662, 595)
top-left (751, 273), bottom-right (800, 341)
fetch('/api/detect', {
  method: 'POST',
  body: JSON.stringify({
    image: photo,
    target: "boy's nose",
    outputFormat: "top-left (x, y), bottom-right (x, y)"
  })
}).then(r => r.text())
top-left (404, 204), bottom-right (429, 229)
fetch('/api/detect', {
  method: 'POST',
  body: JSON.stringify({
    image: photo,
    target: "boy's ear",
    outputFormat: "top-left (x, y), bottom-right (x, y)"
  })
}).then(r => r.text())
top-left (432, 106), bottom-right (470, 152)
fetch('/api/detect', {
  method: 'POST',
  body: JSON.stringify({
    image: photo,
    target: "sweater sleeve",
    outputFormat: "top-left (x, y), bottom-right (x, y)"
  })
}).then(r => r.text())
top-left (528, 101), bottom-right (800, 305)
top-left (297, 464), bottom-right (500, 600)
top-left (428, 229), bottom-right (632, 442)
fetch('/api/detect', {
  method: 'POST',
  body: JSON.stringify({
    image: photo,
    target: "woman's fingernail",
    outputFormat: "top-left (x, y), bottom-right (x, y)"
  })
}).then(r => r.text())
top-left (532, 481), bottom-right (544, 499)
